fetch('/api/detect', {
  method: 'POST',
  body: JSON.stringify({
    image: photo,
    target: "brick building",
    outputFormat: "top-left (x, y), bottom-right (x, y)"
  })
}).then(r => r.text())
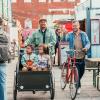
top-left (12, 0), bottom-right (80, 29)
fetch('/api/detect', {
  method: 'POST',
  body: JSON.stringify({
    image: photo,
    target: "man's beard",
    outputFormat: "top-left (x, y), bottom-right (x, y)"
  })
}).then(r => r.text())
top-left (73, 28), bottom-right (78, 33)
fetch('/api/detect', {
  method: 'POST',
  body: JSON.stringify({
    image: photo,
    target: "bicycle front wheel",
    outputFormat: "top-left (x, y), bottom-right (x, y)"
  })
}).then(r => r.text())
top-left (69, 67), bottom-right (79, 100)
top-left (60, 63), bottom-right (67, 90)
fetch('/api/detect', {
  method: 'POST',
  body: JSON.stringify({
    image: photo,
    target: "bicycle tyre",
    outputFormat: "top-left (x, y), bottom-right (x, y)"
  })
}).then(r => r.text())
top-left (50, 73), bottom-right (55, 100)
top-left (69, 67), bottom-right (79, 100)
top-left (60, 63), bottom-right (67, 90)
top-left (13, 72), bottom-right (17, 100)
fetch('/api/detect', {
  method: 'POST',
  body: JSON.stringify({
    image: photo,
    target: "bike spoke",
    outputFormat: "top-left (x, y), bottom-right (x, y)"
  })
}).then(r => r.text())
top-left (60, 64), bottom-right (67, 90)
top-left (70, 68), bottom-right (79, 100)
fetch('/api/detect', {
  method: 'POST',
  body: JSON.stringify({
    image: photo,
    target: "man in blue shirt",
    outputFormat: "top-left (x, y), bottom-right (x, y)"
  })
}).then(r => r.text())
top-left (65, 20), bottom-right (90, 94)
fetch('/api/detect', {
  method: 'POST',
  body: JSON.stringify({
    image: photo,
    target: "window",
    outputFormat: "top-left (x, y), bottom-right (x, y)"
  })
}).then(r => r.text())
top-left (91, 20), bottom-right (100, 57)
top-left (68, 0), bottom-right (75, 2)
top-left (24, 0), bottom-right (32, 3)
top-left (91, 20), bottom-right (100, 44)
top-left (12, 0), bottom-right (16, 3)
top-left (25, 18), bottom-right (32, 28)
top-left (53, 0), bottom-right (62, 2)
top-left (48, 0), bottom-right (51, 3)
top-left (39, 0), bottom-right (46, 2)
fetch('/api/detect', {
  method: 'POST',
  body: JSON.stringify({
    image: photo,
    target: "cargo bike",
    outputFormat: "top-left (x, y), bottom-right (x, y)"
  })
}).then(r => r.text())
top-left (13, 48), bottom-right (55, 100)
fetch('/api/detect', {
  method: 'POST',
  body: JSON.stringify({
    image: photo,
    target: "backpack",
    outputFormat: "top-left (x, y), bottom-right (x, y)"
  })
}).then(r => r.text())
top-left (0, 34), bottom-right (10, 62)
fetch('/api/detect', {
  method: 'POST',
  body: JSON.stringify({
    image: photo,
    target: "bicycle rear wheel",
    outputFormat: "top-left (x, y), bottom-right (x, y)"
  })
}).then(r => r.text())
top-left (60, 63), bottom-right (67, 90)
top-left (69, 67), bottom-right (79, 100)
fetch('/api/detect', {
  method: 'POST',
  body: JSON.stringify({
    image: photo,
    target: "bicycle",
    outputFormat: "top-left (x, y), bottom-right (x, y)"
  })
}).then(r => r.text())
top-left (60, 49), bottom-right (80, 100)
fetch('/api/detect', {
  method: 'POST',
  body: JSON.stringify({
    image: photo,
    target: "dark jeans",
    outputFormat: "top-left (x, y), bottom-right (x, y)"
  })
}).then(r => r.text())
top-left (76, 60), bottom-right (85, 88)
top-left (0, 63), bottom-right (7, 100)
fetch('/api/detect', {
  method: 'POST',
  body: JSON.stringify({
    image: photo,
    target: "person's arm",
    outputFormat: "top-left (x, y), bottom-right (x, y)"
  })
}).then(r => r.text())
top-left (24, 32), bottom-right (35, 46)
top-left (48, 30), bottom-right (56, 46)
top-left (65, 33), bottom-right (70, 42)
top-left (47, 55), bottom-right (51, 66)
top-left (33, 54), bottom-right (38, 65)
top-left (82, 33), bottom-right (90, 52)
top-left (21, 55), bottom-right (27, 67)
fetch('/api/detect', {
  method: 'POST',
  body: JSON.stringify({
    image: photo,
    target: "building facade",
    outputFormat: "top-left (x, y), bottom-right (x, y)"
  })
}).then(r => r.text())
top-left (12, 0), bottom-right (80, 29)
top-left (0, 0), bottom-right (12, 22)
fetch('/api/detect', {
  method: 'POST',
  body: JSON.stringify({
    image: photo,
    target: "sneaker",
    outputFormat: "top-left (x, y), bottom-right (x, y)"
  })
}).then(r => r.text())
top-left (77, 88), bottom-right (81, 94)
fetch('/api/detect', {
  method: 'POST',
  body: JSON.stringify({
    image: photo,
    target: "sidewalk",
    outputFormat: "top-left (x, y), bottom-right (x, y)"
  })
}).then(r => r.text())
top-left (7, 59), bottom-right (100, 100)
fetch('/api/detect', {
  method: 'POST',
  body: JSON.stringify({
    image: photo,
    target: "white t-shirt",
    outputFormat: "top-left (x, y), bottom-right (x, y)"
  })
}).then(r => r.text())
top-left (37, 54), bottom-right (50, 68)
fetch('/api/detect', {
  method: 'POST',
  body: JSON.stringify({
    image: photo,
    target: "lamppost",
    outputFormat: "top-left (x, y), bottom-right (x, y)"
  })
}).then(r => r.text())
top-left (86, 0), bottom-right (92, 57)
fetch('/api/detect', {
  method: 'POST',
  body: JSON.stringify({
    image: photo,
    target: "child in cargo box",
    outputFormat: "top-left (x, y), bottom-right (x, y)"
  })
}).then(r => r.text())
top-left (37, 44), bottom-right (51, 71)
top-left (21, 44), bottom-right (38, 71)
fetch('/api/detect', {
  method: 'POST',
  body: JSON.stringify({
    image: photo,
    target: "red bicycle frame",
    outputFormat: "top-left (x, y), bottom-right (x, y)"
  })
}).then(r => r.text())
top-left (65, 52), bottom-right (78, 83)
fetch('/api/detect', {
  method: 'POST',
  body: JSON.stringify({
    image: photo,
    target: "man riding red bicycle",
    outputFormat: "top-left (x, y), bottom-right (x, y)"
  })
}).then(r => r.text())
top-left (65, 20), bottom-right (90, 94)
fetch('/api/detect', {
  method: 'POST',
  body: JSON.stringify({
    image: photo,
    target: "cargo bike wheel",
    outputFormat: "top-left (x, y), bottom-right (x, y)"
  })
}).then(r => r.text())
top-left (13, 71), bottom-right (17, 100)
top-left (50, 73), bottom-right (55, 100)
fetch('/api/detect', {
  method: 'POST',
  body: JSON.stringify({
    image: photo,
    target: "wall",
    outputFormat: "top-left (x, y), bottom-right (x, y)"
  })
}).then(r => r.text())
top-left (12, 0), bottom-right (80, 29)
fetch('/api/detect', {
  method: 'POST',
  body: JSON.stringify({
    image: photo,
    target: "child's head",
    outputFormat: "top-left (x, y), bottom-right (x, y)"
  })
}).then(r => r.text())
top-left (38, 44), bottom-right (44, 55)
top-left (26, 44), bottom-right (34, 54)
top-left (38, 44), bottom-right (49, 55)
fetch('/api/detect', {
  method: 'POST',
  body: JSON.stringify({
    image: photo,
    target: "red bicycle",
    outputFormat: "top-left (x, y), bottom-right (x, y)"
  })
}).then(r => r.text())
top-left (60, 50), bottom-right (79, 100)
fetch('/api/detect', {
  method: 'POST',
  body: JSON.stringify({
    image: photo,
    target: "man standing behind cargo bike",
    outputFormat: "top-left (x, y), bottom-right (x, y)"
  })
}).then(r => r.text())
top-left (65, 20), bottom-right (90, 94)
top-left (25, 18), bottom-right (56, 64)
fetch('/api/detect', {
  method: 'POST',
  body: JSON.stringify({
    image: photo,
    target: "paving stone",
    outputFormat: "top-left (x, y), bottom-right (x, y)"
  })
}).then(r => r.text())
top-left (6, 59), bottom-right (100, 100)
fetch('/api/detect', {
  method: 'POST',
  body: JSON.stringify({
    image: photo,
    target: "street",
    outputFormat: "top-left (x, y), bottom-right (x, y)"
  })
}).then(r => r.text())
top-left (7, 58), bottom-right (100, 100)
top-left (0, 0), bottom-right (100, 100)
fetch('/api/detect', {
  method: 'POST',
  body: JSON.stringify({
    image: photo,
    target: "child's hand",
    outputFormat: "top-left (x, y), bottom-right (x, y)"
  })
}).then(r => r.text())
top-left (28, 65), bottom-right (33, 69)
top-left (23, 64), bottom-right (28, 68)
top-left (33, 64), bottom-right (36, 67)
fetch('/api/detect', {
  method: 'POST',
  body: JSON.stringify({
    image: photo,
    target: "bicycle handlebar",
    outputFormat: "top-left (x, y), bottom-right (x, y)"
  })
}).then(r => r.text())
top-left (66, 49), bottom-right (82, 52)
top-left (66, 49), bottom-right (84, 57)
